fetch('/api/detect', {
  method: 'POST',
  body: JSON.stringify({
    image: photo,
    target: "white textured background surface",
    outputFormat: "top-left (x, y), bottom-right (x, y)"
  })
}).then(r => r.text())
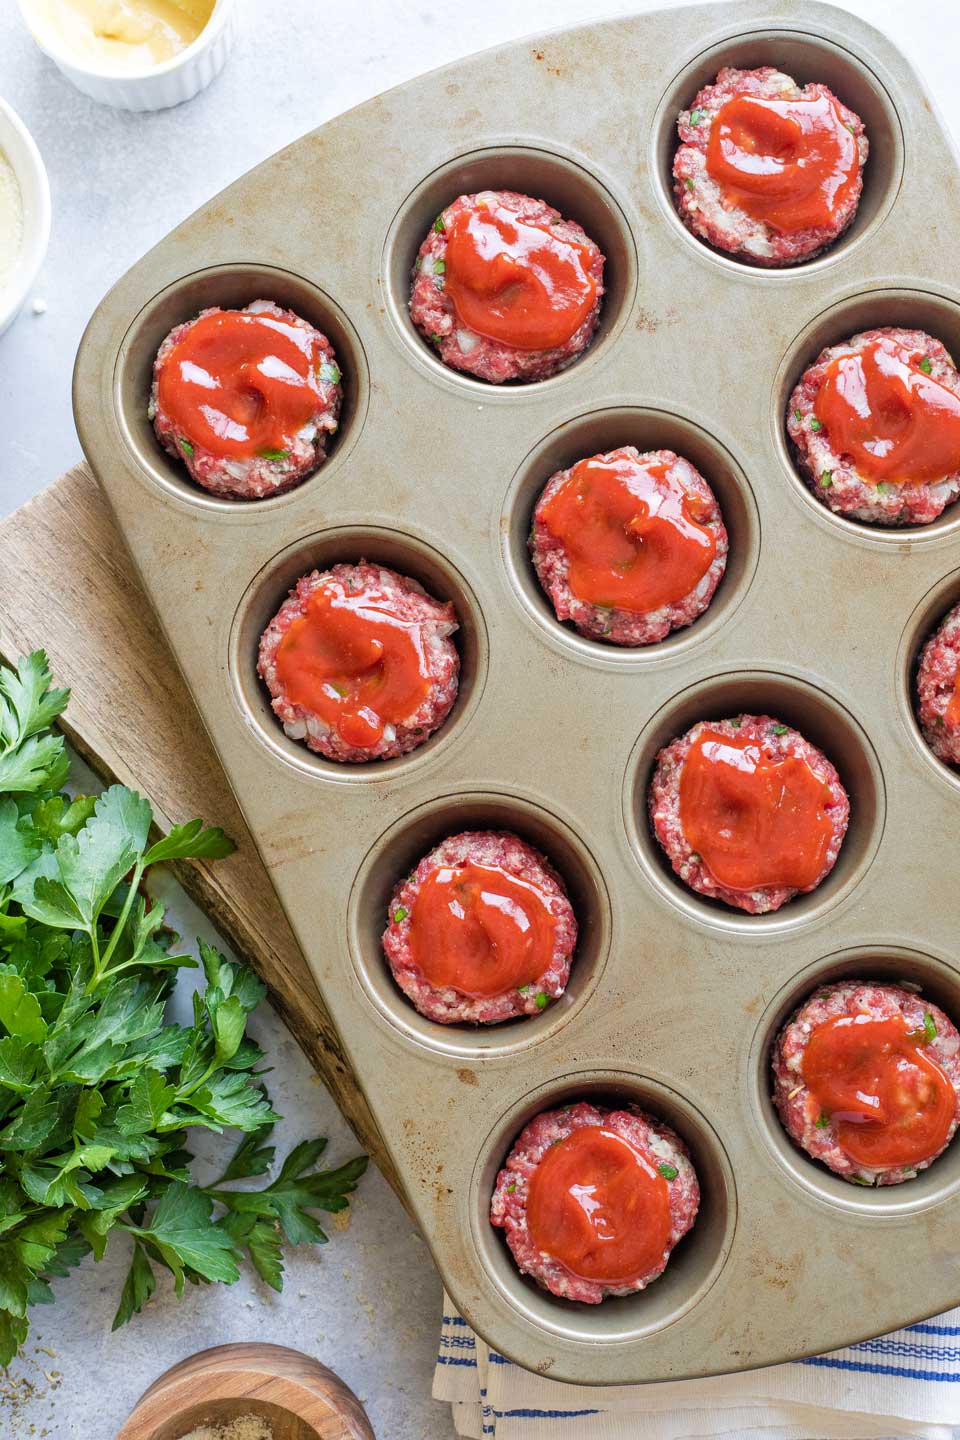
top-left (0, 1), bottom-right (955, 1436)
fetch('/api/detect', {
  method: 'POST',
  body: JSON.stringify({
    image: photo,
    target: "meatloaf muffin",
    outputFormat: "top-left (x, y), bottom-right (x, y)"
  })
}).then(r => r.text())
top-left (150, 299), bottom-right (342, 500)
top-left (916, 602), bottom-right (960, 765)
top-left (673, 66), bottom-right (867, 267)
top-left (382, 830), bottom-right (577, 1025)
top-left (649, 714), bottom-right (850, 914)
top-left (409, 190), bottom-right (604, 383)
top-left (788, 328), bottom-right (960, 526)
top-left (490, 1101), bottom-right (699, 1303)
top-left (257, 562), bottom-right (459, 764)
top-left (530, 446), bottom-right (728, 646)
top-left (773, 981), bottom-right (960, 1185)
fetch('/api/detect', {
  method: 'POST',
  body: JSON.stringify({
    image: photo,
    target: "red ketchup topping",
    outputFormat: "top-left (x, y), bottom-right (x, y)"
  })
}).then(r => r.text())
top-left (802, 1013), bottom-right (956, 1168)
top-left (157, 310), bottom-right (326, 459)
top-left (443, 201), bottom-right (598, 351)
top-left (407, 861), bottom-right (557, 997)
top-left (705, 91), bottom-right (858, 233)
top-left (526, 1127), bottom-right (671, 1284)
top-left (678, 728), bottom-right (834, 892)
top-left (538, 450), bottom-right (717, 612)
top-left (812, 335), bottom-right (960, 485)
top-left (947, 671), bottom-right (960, 729)
top-left (274, 578), bottom-right (430, 749)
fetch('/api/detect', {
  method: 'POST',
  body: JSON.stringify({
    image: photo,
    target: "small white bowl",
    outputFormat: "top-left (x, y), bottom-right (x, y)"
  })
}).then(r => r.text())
top-left (0, 98), bottom-right (51, 338)
top-left (17, 0), bottom-right (239, 112)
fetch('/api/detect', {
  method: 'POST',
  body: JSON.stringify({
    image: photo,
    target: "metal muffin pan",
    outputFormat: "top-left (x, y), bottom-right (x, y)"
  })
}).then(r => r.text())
top-left (73, 0), bottom-right (960, 1384)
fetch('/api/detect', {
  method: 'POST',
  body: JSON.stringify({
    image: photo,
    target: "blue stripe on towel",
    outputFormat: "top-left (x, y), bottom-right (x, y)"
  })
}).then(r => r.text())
top-left (850, 1338), bottom-right (960, 1361)
top-left (439, 1310), bottom-right (960, 1417)
top-left (494, 1409), bottom-right (602, 1420)
top-left (798, 1355), bottom-right (960, 1382)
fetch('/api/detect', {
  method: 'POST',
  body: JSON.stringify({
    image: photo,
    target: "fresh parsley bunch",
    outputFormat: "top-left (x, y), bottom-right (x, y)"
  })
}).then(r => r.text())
top-left (0, 651), bottom-right (366, 1364)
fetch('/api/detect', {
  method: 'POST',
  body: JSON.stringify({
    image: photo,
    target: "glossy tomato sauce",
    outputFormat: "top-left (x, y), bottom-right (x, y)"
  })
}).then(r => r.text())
top-left (773, 982), bottom-right (960, 1184)
top-left (705, 90), bottom-right (859, 233)
top-left (409, 191), bottom-right (605, 383)
top-left (947, 672), bottom-right (960, 729)
top-left (536, 449), bottom-right (718, 614)
top-left (526, 1127), bottom-right (671, 1286)
top-left (274, 576), bottom-right (434, 750)
top-left (812, 334), bottom-right (960, 486)
top-left (802, 1013), bottom-right (955, 1169)
top-left (382, 831), bottom-right (578, 1026)
top-left (407, 859), bottom-right (559, 998)
top-left (156, 307), bottom-right (330, 460)
top-left (650, 714), bottom-right (850, 915)
top-left (257, 563), bottom-right (459, 765)
top-left (673, 67), bottom-right (867, 268)
top-left (443, 199), bottom-right (598, 352)
top-left (490, 1101), bottom-right (699, 1303)
top-left (677, 727), bottom-right (836, 892)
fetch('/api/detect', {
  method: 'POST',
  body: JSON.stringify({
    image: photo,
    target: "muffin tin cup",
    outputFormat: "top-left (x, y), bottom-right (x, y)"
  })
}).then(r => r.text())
top-left (650, 26), bottom-right (904, 278)
top-left (112, 263), bottom-right (370, 514)
top-left (749, 946), bottom-right (960, 1217)
top-left (73, 0), bottom-right (960, 1386)
top-left (896, 568), bottom-right (960, 794)
top-left (381, 143), bottom-right (640, 398)
top-left (228, 526), bottom-right (489, 785)
top-left (622, 667), bottom-right (887, 934)
top-left (501, 405), bottom-right (761, 668)
top-left (469, 1071), bottom-right (737, 1345)
top-left (347, 791), bottom-right (611, 1059)
top-left (772, 286), bottom-right (960, 544)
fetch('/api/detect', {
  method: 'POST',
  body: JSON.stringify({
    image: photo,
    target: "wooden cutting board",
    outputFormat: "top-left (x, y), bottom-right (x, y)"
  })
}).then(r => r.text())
top-left (0, 463), bottom-right (400, 1199)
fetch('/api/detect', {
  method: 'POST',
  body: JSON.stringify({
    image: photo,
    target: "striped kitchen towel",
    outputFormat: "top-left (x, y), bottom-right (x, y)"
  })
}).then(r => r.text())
top-left (434, 1296), bottom-right (960, 1439)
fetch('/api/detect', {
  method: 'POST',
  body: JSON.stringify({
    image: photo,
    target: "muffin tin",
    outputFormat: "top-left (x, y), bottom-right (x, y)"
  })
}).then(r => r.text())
top-left (73, 0), bottom-right (960, 1385)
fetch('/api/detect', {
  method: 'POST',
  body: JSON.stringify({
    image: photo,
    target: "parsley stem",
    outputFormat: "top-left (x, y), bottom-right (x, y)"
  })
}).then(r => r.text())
top-left (176, 1058), bottom-right (219, 1101)
top-left (86, 924), bottom-right (102, 989)
top-left (92, 859), bottom-right (146, 989)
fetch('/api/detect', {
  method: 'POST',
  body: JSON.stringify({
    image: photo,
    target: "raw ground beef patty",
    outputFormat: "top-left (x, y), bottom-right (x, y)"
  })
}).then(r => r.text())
top-left (916, 602), bottom-right (960, 765)
top-left (649, 714), bottom-right (850, 914)
top-left (530, 446), bottom-right (728, 646)
top-left (772, 981), bottom-right (960, 1185)
top-left (257, 562), bottom-right (459, 764)
top-left (490, 1102), bottom-right (699, 1303)
top-left (673, 66), bottom-right (867, 267)
top-left (408, 190), bottom-right (605, 383)
top-left (788, 328), bottom-right (960, 526)
top-left (149, 300), bottom-right (342, 500)
top-left (382, 830), bottom-right (577, 1025)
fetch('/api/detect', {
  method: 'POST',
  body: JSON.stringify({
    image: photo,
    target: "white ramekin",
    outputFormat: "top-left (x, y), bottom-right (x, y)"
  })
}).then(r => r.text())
top-left (17, 0), bottom-right (239, 112)
top-left (0, 98), bottom-right (51, 338)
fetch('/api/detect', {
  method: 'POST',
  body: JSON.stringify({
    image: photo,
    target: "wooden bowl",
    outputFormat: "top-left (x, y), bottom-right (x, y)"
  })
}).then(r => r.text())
top-left (115, 1343), bottom-right (375, 1440)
